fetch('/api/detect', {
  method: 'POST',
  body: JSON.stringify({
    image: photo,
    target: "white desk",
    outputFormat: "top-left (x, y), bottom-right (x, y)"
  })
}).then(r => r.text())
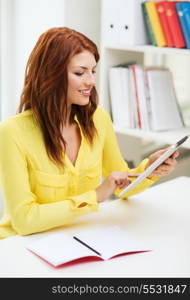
top-left (0, 176), bottom-right (190, 278)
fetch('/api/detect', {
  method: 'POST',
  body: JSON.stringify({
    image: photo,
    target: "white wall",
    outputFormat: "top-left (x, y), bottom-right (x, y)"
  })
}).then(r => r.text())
top-left (0, 0), bottom-right (14, 119)
top-left (64, 0), bottom-right (101, 91)
top-left (0, 0), bottom-right (66, 120)
top-left (0, 0), bottom-right (102, 120)
top-left (0, 0), bottom-right (66, 215)
top-left (65, 0), bottom-right (100, 47)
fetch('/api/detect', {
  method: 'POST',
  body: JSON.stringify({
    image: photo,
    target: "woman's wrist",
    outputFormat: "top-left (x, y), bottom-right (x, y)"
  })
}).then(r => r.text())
top-left (95, 188), bottom-right (106, 203)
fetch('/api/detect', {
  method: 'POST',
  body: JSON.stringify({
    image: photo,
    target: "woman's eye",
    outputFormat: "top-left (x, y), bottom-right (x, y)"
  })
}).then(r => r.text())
top-left (74, 72), bottom-right (83, 76)
top-left (74, 70), bottom-right (96, 76)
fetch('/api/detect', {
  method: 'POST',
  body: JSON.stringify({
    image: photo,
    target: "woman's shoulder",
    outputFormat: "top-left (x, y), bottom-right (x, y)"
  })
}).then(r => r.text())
top-left (0, 110), bottom-right (36, 135)
top-left (93, 105), bottom-right (111, 122)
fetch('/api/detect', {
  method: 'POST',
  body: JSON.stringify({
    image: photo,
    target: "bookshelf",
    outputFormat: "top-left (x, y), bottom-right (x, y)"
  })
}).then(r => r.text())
top-left (106, 45), bottom-right (190, 55)
top-left (65, 0), bottom-right (190, 150)
top-left (99, 0), bottom-right (190, 150)
top-left (98, 46), bottom-right (190, 149)
top-left (114, 126), bottom-right (190, 149)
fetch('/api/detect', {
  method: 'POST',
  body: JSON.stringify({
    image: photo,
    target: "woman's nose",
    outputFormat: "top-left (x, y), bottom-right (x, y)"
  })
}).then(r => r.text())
top-left (84, 73), bottom-right (96, 86)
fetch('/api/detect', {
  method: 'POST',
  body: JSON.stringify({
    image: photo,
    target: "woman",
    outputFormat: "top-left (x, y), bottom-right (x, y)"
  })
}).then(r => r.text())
top-left (0, 27), bottom-right (178, 239)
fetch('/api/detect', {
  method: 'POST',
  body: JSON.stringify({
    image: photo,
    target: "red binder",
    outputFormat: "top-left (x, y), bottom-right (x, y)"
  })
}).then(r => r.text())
top-left (155, 1), bottom-right (174, 47)
top-left (163, 1), bottom-right (186, 48)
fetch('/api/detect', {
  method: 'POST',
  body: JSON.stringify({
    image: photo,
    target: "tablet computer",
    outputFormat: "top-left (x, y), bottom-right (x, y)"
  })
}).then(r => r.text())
top-left (118, 135), bottom-right (189, 197)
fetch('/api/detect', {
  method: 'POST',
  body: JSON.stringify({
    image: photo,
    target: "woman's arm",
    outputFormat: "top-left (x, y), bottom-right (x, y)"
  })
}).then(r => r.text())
top-left (101, 111), bottom-right (159, 199)
top-left (0, 122), bottom-right (98, 236)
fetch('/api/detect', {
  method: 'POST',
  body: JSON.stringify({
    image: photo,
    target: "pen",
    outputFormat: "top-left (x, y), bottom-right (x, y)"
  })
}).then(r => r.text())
top-left (73, 236), bottom-right (102, 256)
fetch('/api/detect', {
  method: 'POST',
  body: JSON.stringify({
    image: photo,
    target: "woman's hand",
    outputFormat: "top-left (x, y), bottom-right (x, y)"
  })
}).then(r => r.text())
top-left (96, 172), bottom-right (140, 203)
top-left (146, 147), bottom-right (179, 177)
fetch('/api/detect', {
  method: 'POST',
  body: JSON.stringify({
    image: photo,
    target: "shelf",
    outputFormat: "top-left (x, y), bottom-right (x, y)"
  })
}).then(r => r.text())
top-left (105, 45), bottom-right (190, 56)
top-left (114, 126), bottom-right (190, 149)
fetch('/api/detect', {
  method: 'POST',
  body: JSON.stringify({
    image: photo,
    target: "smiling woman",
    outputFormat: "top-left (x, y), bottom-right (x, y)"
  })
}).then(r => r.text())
top-left (0, 27), bottom-right (178, 239)
top-left (62, 50), bottom-right (97, 166)
top-left (67, 50), bottom-right (97, 103)
top-left (66, 53), bottom-right (97, 133)
top-left (18, 27), bottom-right (99, 167)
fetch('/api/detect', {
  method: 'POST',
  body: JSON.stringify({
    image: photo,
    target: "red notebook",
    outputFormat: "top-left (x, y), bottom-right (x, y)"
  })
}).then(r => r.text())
top-left (163, 1), bottom-right (186, 48)
top-left (26, 226), bottom-right (150, 267)
top-left (156, 1), bottom-right (174, 47)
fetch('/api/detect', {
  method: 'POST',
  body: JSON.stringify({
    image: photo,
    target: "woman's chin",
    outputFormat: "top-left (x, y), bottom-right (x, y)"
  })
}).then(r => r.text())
top-left (77, 98), bottom-right (90, 106)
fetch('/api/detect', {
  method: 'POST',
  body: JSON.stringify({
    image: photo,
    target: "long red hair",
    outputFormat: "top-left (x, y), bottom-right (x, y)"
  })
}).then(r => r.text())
top-left (18, 27), bottom-right (99, 167)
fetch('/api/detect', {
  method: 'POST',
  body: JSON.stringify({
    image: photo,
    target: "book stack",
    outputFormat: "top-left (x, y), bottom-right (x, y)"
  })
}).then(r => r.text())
top-left (109, 64), bottom-right (184, 132)
top-left (142, 1), bottom-right (190, 49)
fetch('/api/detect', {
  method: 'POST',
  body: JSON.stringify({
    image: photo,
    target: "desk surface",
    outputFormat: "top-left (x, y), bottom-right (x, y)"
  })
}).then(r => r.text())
top-left (0, 176), bottom-right (190, 278)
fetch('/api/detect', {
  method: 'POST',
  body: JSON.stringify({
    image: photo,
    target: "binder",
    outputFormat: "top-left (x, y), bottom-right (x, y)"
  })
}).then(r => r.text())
top-left (144, 1), bottom-right (167, 47)
top-left (102, 0), bottom-right (148, 47)
top-left (163, 1), bottom-right (186, 48)
top-left (182, 2), bottom-right (190, 34)
top-left (156, 1), bottom-right (175, 47)
top-left (142, 2), bottom-right (157, 46)
top-left (176, 2), bottom-right (190, 49)
top-left (101, 0), bottom-right (121, 46)
top-left (118, 0), bottom-right (148, 46)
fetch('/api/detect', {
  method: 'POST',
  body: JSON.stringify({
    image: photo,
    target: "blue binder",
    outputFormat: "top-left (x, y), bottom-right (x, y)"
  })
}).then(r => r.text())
top-left (176, 2), bottom-right (190, 49)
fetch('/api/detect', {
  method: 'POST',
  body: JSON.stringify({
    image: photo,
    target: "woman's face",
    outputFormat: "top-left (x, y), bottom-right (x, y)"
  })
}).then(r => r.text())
top-left (67, 50), bottom-right (97, 106)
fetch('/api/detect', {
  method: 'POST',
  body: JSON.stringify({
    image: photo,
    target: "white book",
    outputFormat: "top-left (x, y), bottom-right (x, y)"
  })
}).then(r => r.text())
top-left (129, 65), bottom-right (142, 129)
top-left (133, 65), bottom-right (150, 130)
top-left (129, 68), bottom-right (139, 128)
top-left (109, 67), bottom-right (131, 129)
top-left (120, 67), bottom-right (131, 128)
top-left (143, 68), bottom-right (153, 130)
top-left (26, 226), bottom-right (149, 267)
top-left (146, 68), bottom-right (184, 131)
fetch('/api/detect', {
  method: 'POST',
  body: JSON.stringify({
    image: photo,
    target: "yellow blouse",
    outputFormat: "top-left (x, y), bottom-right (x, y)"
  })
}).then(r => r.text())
top-left (0, 106), bottom-right (158, 239)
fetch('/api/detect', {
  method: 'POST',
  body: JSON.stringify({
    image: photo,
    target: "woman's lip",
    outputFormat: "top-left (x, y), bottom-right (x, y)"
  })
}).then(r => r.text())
top-left (79, 90), bottom-right (91, 96)
top-left (79, 89), bottom-right (91, 92)
top-left (80, 93), bottom-right (91, 97)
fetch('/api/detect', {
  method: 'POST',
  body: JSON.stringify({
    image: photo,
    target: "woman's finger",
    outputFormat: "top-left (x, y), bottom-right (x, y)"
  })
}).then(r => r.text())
top-left (164, 158), bottom-right (177, 166)
top-left (117, 177), bottom-right (131, 188)
top-left (127, 172), bottom-right (141, 177)
top-left (152, 165), bottom-right (174, 176)
top-left (172, 151), bottom-right (179, 159)
top-left (118, 180), bottom-right (131, 189)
